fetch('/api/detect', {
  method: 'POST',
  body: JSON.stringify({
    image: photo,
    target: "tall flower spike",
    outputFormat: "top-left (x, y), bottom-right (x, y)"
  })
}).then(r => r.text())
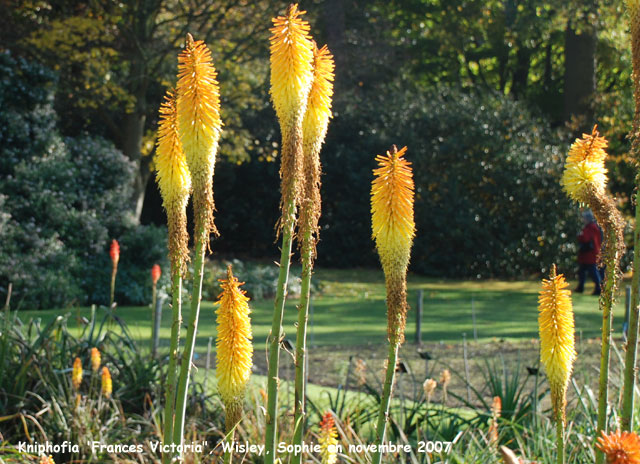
top-left (629, 0), bottom-right (640, 155)
top-left (177, 34), bottom-right (222, 244)
top-left (156, 89), bottom-right (192, 272)
top-left (300, 42), bottom-right (335, 252)
top-left (109, 239), bottom-right (120, 266)
top-left (90, 347), bottom-right (101, 373)
top-left (597, 430), bottom-right (640, 464)
top-left (561, 126), bottom-right (608, 203)
top-left (216, 265), bottom-right (253, 427)
top-left (270, 4), bottom-right (315, 223)
top-left (101, 366), bottom-right (112, 399)
top-left (318, 413), bottom-right (338, 464)
top-left (538, 265), bottom-right (576, 424)
top-left (371, 145), bottom-right (415, 344)
top-left (72, 357), bottom-right (82, 390)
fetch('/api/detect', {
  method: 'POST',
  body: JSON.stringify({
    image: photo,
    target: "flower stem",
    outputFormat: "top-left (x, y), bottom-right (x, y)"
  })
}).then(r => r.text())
top-left (110, 265), bottom-right (117, 307)
top-left (372, 342), bottom-right (399, 464)
top-left (291, 226), bottom-right (314, 464)
top-left (151, 283), bottom-right (158, 358)
top-left (172, 222), bottom-right (206, 453)
top-left (595, 228), bottom-right (620, 464)
top-left (264, 203), bottom-right (296, 464)
top-left (556, 409), bottom-right (564, 464)
top-left (622, 191), bottom-right (640, 431)
top-left (162, 270), bottom-right (182, 464)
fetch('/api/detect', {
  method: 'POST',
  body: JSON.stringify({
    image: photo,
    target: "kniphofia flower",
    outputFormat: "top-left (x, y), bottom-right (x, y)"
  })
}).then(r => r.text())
top-left (423, 378), bottom-right (437, 402)
top-left (488, 396), bottom-right (502, 445)
top-left (109, 239), bottom-right (120, 266)
top-left (318, 412), bottom-right (338, 464)
top-left (72, 357), bottom-right (82, 390)
top-left (597, 430), bottom-right (640, 463)
top-left (371, 145), bottom-right (415, 344)
top-left (561, 126), bottom-right (608, 203)
top-left (39, 456), bottom-right (55, 464)
top-left (270, 4), bottom-right (315, 221)
top-left (151, 264), bottom-right (162, 285)
top-left (215, 266), bottom-right (253, 424)
top-left (101, 366), bottom-right (112, 398)
top-left (176, 33), bottom-right (222, 242)
top-left (299, 42), bottom-right (335, 250)
top-left (90, 347), bottom-right (101, 373)
top-left (538, 265), bottom-right (576, 423)
top-left (270, 4), bottom-right (314, 133)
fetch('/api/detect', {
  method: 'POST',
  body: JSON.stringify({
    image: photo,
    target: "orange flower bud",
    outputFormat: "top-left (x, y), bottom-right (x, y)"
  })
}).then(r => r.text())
top-left (109, 239), bottom-right (120, 266)
top-left (90, 347), bottom-right (101, 373)
top-left (101, 366), bottom-right (113, 399)
top-left (151, 264), bottom-right (162, 285)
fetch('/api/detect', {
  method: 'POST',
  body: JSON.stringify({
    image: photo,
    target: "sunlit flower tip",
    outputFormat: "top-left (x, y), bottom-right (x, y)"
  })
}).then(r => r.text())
top-left (423, 378), bottom-right (437, 401)
top-left (216, 265), bottom-right (253, 407)
top-left (156, 90), bottom-right (191, 211)
top-left (538, 265), bottom-right (576, 421)
top-left (561, 125), bottom-right (609, 203)
top-left (101, 366), bottom-right (113, 399)
top-left (371, 145), bottom-right (416, 274)
top-left (302, 42), bottom-right (335, 154)
top-left (151, 264), bottom-right (162, 285)
top-left (39, 456), bottom-right (55, 464)
top-left (72, 357), bottom-right (83, 390)
top-left (90, 347), bottom-right (101, 373)
top-left (109, 239), bottom-right (120, 266)
top-left (176, 34), bottom-right (222, 183)
top-left (440, 369), bottom-right (451, 387)
top-left (319, 412), bottom-right (339, 464)
top-left (269, 3), bottom-right (314, 130)
top-left (597, 430), bottom-right (640, 464)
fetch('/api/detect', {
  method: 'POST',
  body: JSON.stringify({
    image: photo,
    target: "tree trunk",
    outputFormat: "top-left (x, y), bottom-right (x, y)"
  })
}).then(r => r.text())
top-left (563, 21), bottom-right (596, 130)
top-left (121, 111), bottom-right (148, 223)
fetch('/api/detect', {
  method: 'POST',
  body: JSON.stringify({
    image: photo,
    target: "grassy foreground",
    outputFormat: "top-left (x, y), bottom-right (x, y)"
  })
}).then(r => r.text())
top-left (19, 267), bottom-right (624, 351)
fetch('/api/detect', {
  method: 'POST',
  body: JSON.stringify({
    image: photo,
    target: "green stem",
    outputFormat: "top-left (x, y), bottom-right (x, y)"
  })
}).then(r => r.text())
top-left (291, 231), bottom-right (314, 464)
top-left (556, 409), bottom-right (564, 464)
top-left (622, 192), bottom-right (640, 431)
top-left (110, 265), bottom-right (117, 307)
top-left (162, 270), bottom-right (182, 464)
top-left (151, 283), bottom-right (158, 358)
top-left (372, 342), bottom-right (400, 464)
top-left (264, 206), bottom-right (296, 464)
top-left (595, 229), bottom-right (619, 464)
top-left (172, 224), bottom-right (206, 453)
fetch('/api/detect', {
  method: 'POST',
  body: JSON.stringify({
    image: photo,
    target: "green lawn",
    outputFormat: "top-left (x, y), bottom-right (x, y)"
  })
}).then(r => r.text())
top-left (17, 268), bottom-right (626, 353)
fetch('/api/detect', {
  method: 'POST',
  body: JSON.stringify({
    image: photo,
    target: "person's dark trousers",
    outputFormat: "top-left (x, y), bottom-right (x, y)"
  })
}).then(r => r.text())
top-left (576, 263), bottom-right (602, 294)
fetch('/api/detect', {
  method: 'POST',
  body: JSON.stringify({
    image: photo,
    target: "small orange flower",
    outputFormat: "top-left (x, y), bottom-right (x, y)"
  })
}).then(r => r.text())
top-left (101, 366), bottom-right (113, 399)
top-left (90, 347), bottom-right (101, 373)
top-left (39, 456), bottom-right (55, 464)
top-left (151, 264), bottom-right (162, 285)
top-left (109, 239), bottom-right (120, 266)
top-left (72, 357), bottom-right (82, 390)
top-left (597, 430), bottom-right (640, 464)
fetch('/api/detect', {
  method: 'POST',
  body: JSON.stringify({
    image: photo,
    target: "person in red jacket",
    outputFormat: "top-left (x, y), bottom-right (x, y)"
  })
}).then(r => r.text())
top-left (575, 210), bottom-right (603, 295)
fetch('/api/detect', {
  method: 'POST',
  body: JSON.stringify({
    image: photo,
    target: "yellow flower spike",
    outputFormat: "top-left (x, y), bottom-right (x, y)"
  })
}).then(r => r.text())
top-left (101, 366), bottom-right (112, 399)
top-left (72, 357), bottom-right (83, 390)
top-left (538, 265), bottom-right (576, 424)
top-left (561, 126), bottom-right (608, 203)
top-left (90, 347), bottom-right (101, 373)
top-left (270, 4), bottom-right (314, 133)
top-left (371, 145), bottom-right (415, 344)
top-left (177, 33), bottom-right (222, 244)
top-left (318, 412), bottom-right (338, 464)
top-left (216, 265), bottom-right (253, 427)
top-left (270, 4), bottom-right (315, 224)
top-left (156, 89), bottom-right (191, 273)
top-left (299, 42), bottom-right (335, 251)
